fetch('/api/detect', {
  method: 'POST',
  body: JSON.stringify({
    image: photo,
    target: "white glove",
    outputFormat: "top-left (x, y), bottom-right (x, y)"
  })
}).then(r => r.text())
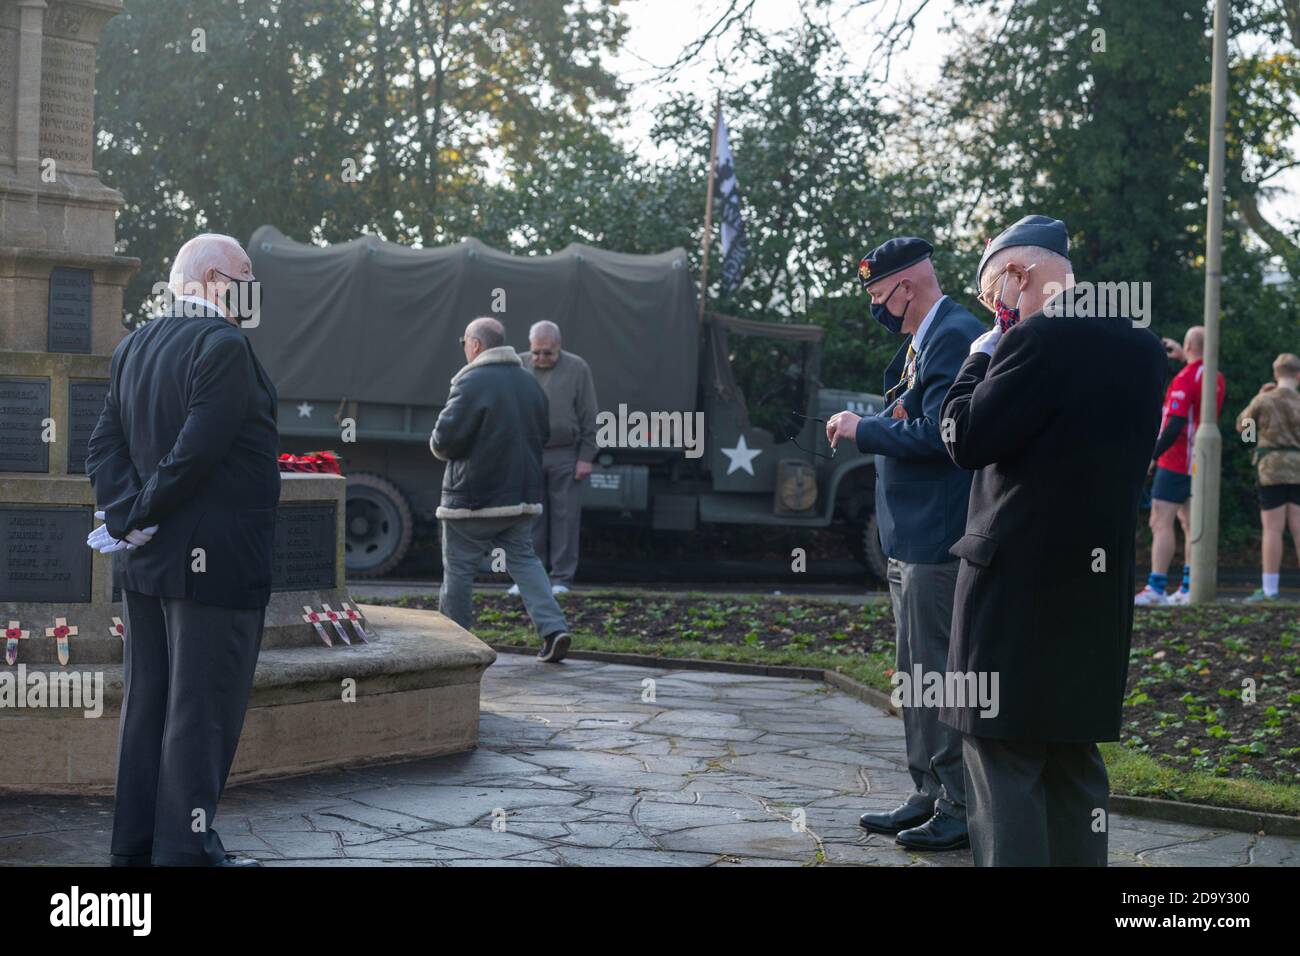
top-left (87, 511), bottom-right (158, 553)
top-left (87, 523), bottom-right (129, 553)
top-left (125, 526), bottom-right (158, 547)
top-left (970, 327), bottom-right (1002, 356)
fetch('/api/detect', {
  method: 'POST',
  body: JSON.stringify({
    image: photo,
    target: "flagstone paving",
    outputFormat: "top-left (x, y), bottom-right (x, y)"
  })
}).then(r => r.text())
top-left (1, 654), bottom-right (1296, 867)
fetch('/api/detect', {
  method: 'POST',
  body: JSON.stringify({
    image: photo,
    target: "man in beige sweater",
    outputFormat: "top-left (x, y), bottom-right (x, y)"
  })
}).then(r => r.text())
top-left (1236, 352), bottom-right (1300, 602)
top-left (517, 320), bottom-right (599, 593)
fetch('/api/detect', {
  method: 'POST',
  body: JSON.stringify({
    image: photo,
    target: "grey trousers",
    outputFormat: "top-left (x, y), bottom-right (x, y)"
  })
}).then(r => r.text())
top-left (440, 514), bottom-right (567, 639)
top-left (888, 557), bottom-right (966, 821)
top-left (533, 446), bottom-right (583, 586)
top-left (112, 590), bottom-right (265, 866)
top-left (963, 734), bottom-right (1109, 866)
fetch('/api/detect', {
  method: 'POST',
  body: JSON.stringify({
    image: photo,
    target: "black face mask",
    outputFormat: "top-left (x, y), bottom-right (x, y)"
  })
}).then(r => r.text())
top-left (870, 281), bottom-right (908, 334)
top-left (215, 269), bottom-right (257, 323)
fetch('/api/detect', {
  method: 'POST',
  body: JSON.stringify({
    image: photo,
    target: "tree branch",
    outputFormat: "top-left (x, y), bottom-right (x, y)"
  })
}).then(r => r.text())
top-left (1237, 189), bottom-right (1300, 275)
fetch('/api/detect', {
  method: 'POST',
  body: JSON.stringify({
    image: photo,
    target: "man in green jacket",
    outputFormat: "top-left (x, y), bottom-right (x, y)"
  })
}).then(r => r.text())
top-left (518, 320), bottom-right (599, 594)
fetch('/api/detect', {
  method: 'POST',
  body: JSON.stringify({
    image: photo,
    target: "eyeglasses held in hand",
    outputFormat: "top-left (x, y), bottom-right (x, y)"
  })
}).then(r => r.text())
top-left (784, 411), bottom-right (836, 460)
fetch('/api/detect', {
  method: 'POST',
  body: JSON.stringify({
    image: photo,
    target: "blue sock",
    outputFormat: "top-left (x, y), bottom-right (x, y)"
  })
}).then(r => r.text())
top-left (1148, 572), bottom-right (1169, 593)
top-left (1180, 565), bottom-right (1190, 593)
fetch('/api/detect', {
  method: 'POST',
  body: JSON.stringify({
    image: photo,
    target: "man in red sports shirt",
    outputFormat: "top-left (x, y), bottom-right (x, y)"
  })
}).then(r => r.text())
top-left (1135, 325), bottom-right (1226, 606)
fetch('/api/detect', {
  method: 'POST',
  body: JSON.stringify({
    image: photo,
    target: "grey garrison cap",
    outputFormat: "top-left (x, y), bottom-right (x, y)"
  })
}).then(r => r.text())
top-left (976, 215), bottom-right (1070, 286)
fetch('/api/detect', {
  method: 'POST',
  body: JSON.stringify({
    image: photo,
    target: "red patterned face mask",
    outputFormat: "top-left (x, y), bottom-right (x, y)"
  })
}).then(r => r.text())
top-left (993, 264), bottom-right (1035, 333)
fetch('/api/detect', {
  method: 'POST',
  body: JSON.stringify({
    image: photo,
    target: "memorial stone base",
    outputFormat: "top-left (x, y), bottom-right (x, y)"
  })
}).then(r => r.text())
top-left (1, 427), bottom-right (496, 796)
top-left (0, 604), bottom-right (496, 794)
top-left (2, 472), bottom-right (497, 794)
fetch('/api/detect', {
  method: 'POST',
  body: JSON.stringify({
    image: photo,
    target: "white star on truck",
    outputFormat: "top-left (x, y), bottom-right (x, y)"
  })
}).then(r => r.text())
top-left (721, 434), bottom-right (762, 476)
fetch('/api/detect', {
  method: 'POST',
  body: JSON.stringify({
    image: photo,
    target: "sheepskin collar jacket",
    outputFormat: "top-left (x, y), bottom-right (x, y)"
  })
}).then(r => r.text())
top-left (430, 346), bottom-right (550, 519)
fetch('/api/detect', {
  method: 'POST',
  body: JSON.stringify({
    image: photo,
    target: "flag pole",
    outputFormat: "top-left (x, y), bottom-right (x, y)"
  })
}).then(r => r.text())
top-left (1189, 0), bottom-right (1228, 604)
top-left (698, 93), bottom-right (722, 324)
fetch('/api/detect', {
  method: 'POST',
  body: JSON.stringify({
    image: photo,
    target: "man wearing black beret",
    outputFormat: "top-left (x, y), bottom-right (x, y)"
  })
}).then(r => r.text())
top-left (939, 216), bottom-right (1167, 865)
top-left (827, 236), bottom-right (983, 851)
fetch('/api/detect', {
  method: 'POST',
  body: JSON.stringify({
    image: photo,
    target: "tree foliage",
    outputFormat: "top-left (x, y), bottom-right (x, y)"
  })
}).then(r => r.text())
top-left (94, 0), bottom-right (1300, 547)
top-left (97, 0), bottom-right (628, 320)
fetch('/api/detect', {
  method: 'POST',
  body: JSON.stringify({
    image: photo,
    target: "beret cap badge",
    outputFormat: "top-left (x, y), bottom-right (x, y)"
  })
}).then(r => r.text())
top-left (856, 237), bottom-right (933, 288)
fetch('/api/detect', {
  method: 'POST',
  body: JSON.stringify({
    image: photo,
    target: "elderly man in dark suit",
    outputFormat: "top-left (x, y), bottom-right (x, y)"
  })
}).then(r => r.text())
top-left (827, 237), bottom-right (983, 851)
top-left (86, 233), bottom-right (278, 867)
top-left (940, 216), bottom-right (1166, 866)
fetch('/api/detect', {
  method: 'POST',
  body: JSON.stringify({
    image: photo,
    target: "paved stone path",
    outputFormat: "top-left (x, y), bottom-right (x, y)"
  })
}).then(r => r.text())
top-left (2, 654), bottom-right (1296, 866)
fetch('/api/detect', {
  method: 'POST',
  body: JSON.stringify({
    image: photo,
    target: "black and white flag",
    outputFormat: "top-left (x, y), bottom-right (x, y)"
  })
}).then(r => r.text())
top-left (715, 113), bottom-right (748, 295)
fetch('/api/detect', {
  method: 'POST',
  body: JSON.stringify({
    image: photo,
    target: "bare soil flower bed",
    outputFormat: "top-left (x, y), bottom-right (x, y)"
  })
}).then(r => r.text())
top-left (1125, 606), bottom-right (1298, 784)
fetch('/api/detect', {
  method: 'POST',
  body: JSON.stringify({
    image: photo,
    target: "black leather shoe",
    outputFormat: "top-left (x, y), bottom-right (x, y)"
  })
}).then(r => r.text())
top-left (895, 810), bottom-right (970, 851)
top-left (858, 802), bottom-right (934, 835)
top-left (110, 852), bottom-right (153, 867)
top-left (215, 855), bottom-right (262, 867)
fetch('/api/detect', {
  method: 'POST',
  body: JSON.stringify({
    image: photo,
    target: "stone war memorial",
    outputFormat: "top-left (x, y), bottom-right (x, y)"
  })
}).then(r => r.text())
top-left (0, 0), bottom-right (493, 793)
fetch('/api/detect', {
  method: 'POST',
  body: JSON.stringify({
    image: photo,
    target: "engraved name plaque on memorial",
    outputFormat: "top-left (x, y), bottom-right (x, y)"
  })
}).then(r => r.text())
top-left (47, 267), bottom-right (93, 354)
top-left (271, 503), bottom-right (338, 591)
top-left (0, 22), bottom-right (16, 166)
top-left (0, 377), bottom-right (51, 473)
top-left (38, 20), bottom-right (97, 173)
top-left (0, 507), bottom-right (92, 603)
top-left (67, 378), bottom-right (108, 473)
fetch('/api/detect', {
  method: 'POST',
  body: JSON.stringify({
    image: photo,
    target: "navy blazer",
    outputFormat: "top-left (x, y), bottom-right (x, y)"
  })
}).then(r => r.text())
top-left (854, 296), bottom-right (985, 564)
top-left (86, 304), bottom-right (281, 609)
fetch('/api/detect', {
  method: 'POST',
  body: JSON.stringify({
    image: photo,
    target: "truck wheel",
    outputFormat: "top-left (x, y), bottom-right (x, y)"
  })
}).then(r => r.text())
top-left (862, 512), bottom-right (889, 585)
top-left (345, 472), bottom-right (414, 578)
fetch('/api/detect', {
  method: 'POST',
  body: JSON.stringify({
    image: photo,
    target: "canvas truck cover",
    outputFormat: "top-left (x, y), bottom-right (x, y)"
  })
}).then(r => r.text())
top-left (245, 226), bottom-right (700, 415)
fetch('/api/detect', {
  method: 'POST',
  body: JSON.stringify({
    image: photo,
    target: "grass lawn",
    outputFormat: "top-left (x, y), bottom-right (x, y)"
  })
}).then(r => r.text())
top-left (371, 589), bottom-right (1300, 817)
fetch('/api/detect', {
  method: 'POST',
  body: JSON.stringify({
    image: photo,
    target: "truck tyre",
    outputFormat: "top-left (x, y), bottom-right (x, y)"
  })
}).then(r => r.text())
top-left (345, 472), bottom-right (414, 578)
top-left (862, 512), bottom-right (889, 585)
